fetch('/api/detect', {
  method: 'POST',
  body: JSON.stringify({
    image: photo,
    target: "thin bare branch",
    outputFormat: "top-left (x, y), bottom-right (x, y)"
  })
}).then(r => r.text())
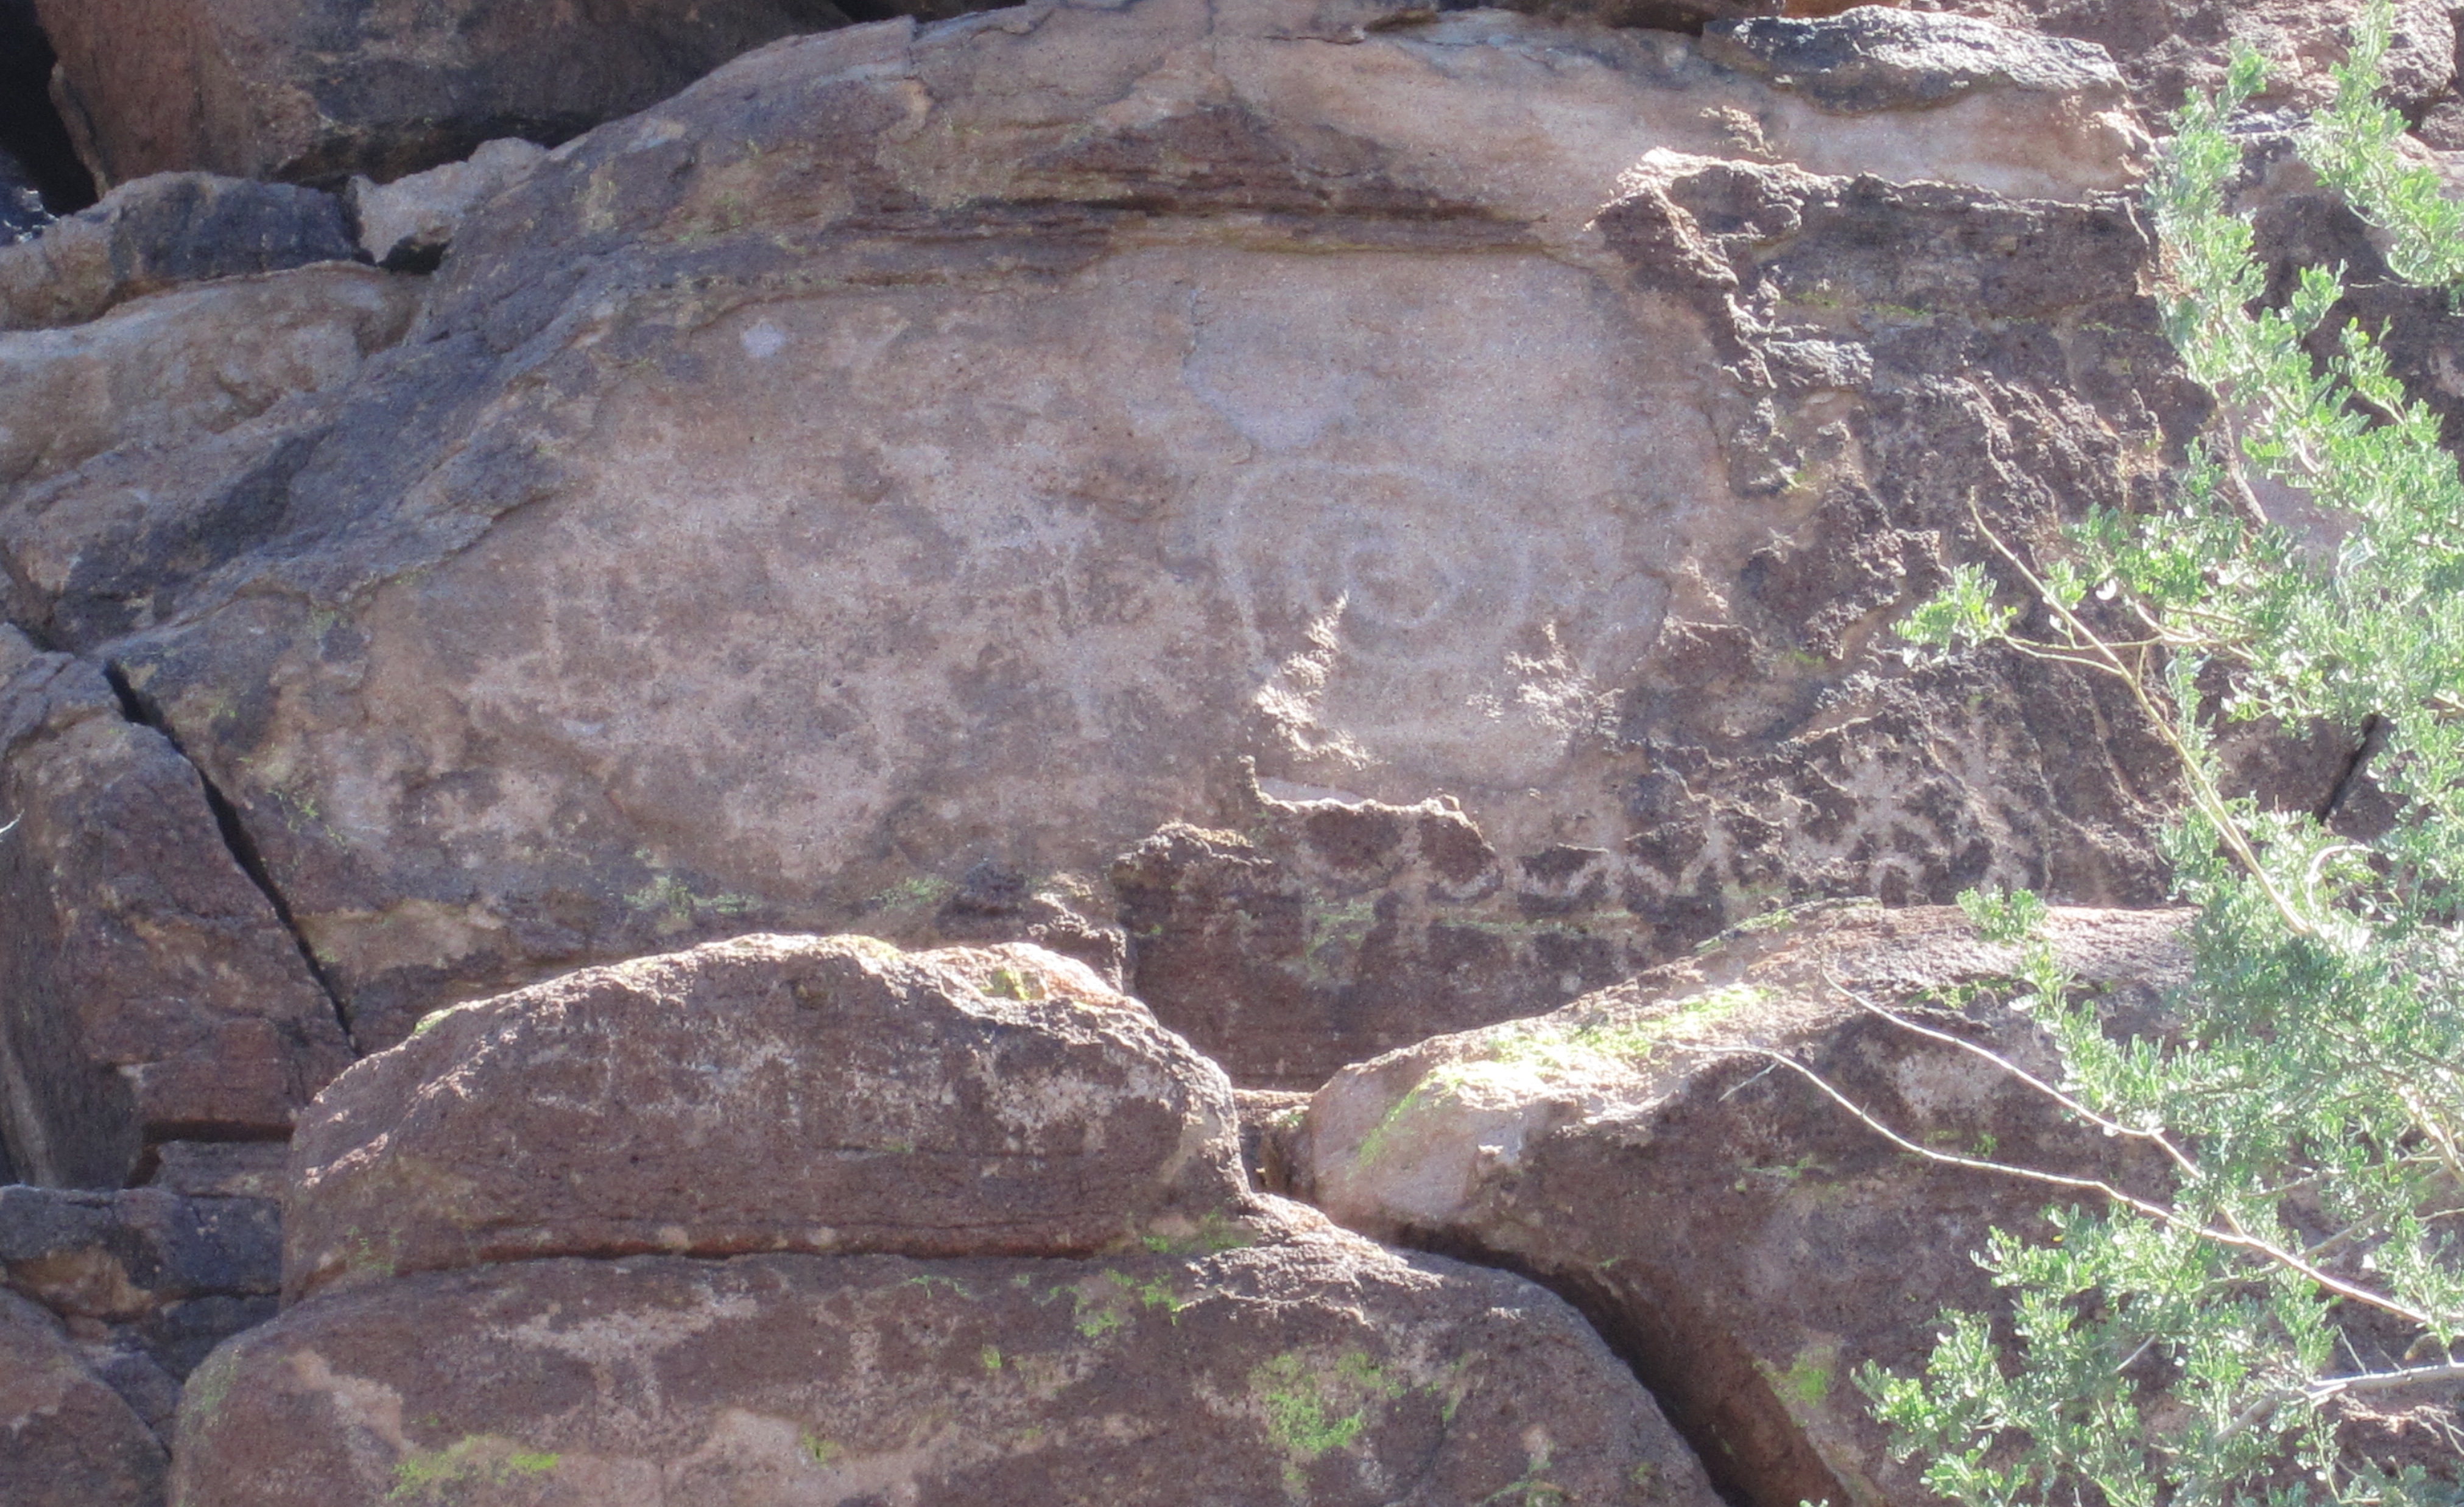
top-left (1820, 969), bottom-right (2205, 1182)
top-left (1716, 1044), bottom-right (2443, 1330)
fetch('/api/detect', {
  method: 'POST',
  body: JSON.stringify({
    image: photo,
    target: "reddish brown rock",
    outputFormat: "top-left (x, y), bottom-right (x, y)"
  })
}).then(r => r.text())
top-left (284, 935), bottom-right (1252, 1301)
top-left (0, 630), bottom-right (353, 1188)
top-left (72, 0), bottom-right (2189, 1070)
top-left (0, 1286), bottom-right (169, 1507)
top-left (34, 0), bottom-right (857, 190)
top-left (1297, 903), bottom-right (2191, 1507)
top-left (1915, 0), bottom-right (2457, 116)
top-left (175, 1231), bottom-right (1721, 1507)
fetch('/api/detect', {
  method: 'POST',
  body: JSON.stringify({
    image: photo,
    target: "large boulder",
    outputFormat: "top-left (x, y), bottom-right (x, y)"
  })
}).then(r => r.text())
top-left (33, 0), bottom-right (856, 190)
top-left (1295, 903), bottom-right (2190, 1507)
top-left (284, 934), bottom-right (1253, 1300)
top-left (0, 1286), bottom-right (168, 1507)
top-left (174, 1235), bottom-right (1720, 1507)
top-left (0, 630), bottom-right (353, 1188)
top-left (186, 929), bottom-right (1725, 1507)
top-left (49, 0), bottom-right (2219, 1071)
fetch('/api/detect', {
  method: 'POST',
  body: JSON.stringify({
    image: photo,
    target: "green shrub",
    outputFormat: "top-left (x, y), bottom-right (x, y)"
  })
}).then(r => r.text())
top-left (1870, 6), bottom-right (2464, 1503)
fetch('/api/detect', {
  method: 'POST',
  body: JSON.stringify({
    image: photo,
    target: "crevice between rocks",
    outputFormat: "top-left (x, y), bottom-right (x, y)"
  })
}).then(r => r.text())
top-left (98, 662), bottom-right (356, 1052)
top-left (1390, 1223), bottom-right (1847, 1507)
top-left (2317, 714), bottom-right (2390, 824)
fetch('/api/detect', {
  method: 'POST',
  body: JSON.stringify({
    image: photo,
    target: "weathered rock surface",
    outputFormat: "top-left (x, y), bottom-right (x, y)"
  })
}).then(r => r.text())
top-left (51, 0), bottom-right (2206, 1067)
top-left (0, 630), bottom-right (353, 1188)
top-left (0, 261), bottom-right (421, 648)
top-left (1296, 903), bottom-right (2191, 1507)
top-left (0, 174), bottom-right (356, 331)
top-left (0, 1184), bottom-right (281, 1438)
top-left (34, 0), bottom-right (857, 191)
top-left (1918, 0), bottom-right (2459, 117)
top-left (0, 1285), bottom-right (168, 1507)
top-left (0, 263), bottom-right (414, 494)
top-left (176, 1233), bottom-right (1720, 1507)
top-left (348, 138), bottom-right (547, 272)
top-left (284, 934), bottom-right (1251, 1300)
top-left (1706, 7), bottom-right (2131, 115)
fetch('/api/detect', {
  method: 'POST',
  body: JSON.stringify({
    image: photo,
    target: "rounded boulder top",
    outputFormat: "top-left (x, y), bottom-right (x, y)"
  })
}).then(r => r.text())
top-left (284, 934), bottom-right (1253, 1301)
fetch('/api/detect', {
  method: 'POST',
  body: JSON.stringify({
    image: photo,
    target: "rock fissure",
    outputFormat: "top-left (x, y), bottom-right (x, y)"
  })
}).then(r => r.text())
top-left (2318, 713), bottom-right (2392, 824)
top-left (1398, 1223), bottom-right (1848, 1507)
top-left (96, 661), bottom-right (354, 1053)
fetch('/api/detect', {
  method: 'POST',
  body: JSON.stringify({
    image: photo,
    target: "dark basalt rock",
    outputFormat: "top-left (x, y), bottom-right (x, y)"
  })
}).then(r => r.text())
top-left (1705, 7), bottom-right (2128, 113)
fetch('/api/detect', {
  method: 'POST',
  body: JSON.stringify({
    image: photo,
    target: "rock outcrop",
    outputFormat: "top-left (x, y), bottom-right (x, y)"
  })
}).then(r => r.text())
top-left (0, 632), bottom-right (352, 1189)
top-left (1294, 903), bottom-right (2192, 1507)
top-left (33, 0), bottom-right (858, 191)
top-left (177, 933), bottom-right (1721, 1506)
top-left (16, 0), bottom-right (2209, 1086)
top-left (1917, 0), bottom-right (2460, 117)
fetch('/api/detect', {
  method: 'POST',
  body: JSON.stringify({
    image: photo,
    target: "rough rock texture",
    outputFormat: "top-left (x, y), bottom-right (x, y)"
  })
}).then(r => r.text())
top-left (1296, 903), bottom-right (2191, 1507)
top-left (49, 0), bottom-right (2207, 1067)
top-left (284, 934), bottom-right (1253, 1301)
top-left (0, 1185), bottom-right (281, 1438)
top-left (1705, 7), bottom-right (2131, 114)
top-left (0, 174), bottom-right (356, 332)
top-left (0, 630), bottom-right (353, 1189)
top-left (0, 1285), bottom-right (169, 1507)
top-left (348, 138), bottom-right (547, 272)
top-left (33, 0), bottom-right (857, 190)
top-left (175, 1233), bottom-right (1720, 1507)
top-left (1917, 0), bottom-right (2459, 117)
top-left (0, 263), bottom-right (421, 648)
top-left (0, 264), bottom-right (414, 494)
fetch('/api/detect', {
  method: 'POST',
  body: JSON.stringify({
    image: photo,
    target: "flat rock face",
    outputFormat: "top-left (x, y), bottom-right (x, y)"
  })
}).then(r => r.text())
top-left (284, 935), bottom-right (1253, 1300)
top-left (56, 0), bottom-right (2200, 1066)
top-left (174, 1235), bottom-right (1719, 1507)
top-left (0, 1286), bottom-right (169, 1507)
top-left (0, 630), bottom-right (352, 1188)
top-left (34, 0), bottom-right (856, 189)
top-left (1297, 904), bottom-right (2191, 1507)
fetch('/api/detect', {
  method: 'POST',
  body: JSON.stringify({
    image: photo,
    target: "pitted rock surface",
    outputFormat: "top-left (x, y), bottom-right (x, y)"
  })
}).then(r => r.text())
top-left (177, 1231), bottom-right (1722, 1507)
top-left (1295, 903), bottom-right (2192, 1507)
top-left (0, 629), bottom-right (352, 1188)
top-left (284, 935), bottom-right (1252, 1300)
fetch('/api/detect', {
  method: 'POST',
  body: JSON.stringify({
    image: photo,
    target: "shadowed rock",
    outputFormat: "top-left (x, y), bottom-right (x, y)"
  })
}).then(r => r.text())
top-left (0, 174), bottom-right (356, 331)
top-left (0, 631), bottom-right (353, 1189)
top-left (0, 1287), bottom-right (168, 1507)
